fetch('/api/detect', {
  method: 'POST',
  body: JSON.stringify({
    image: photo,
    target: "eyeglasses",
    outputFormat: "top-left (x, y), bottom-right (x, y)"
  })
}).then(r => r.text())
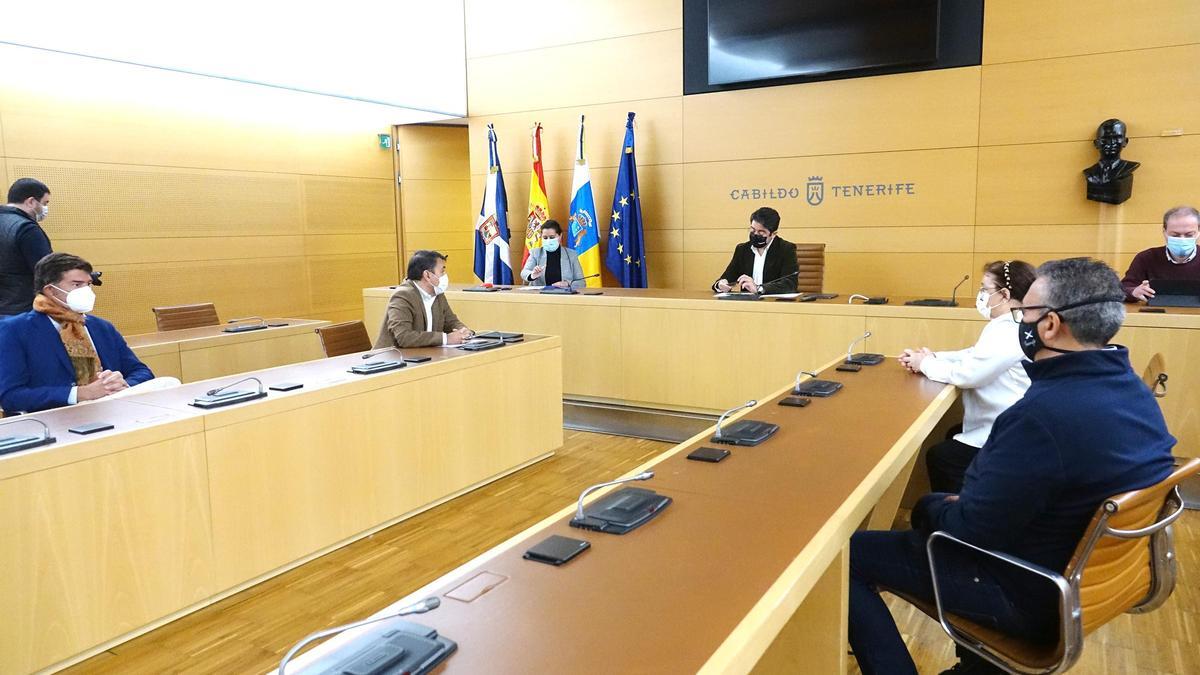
top-left (1010, 296), bottom-right (1124, 323)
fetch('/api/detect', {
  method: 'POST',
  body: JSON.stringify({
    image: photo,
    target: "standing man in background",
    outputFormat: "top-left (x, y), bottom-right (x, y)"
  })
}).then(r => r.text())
top-left (0, 178), bottom-right (53, 317)
top-left (712, 206), bottom-right (799, 294)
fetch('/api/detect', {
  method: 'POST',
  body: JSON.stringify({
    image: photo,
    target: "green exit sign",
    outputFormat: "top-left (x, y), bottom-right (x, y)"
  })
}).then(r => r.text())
top-left (378, 134), bottom-right (392, 149)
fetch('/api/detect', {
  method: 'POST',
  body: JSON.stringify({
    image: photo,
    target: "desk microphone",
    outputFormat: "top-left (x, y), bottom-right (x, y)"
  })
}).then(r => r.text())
top-left (361, 347), bottom-right (400, 360)
top-left (574, 471), bottom-right (654, 521)
top-left (538, 272), bottom-right (600, 294)
top-left (758, 269), bottom-right (799, 292)
top-left (277, 597), bottom-right (441, 675)
top-left (792, 370), bottom-right (843, 397)
top-left (846, 331), bottom-right (885, 365)
top-left (224, 316), bottom-right (269, 333)
top-left (191, 376), bottom-right (268, 409)
top-left (0, 417), bottom-right (57, 455)
top-left (713, 400), bottom-right (756, 439)
top-left (906, 274), bottom-right (969, 307)
top-left (206, 376), bottom-right (264, 397)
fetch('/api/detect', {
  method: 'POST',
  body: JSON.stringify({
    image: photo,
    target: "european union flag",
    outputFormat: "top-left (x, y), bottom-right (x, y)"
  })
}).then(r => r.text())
top-left (605, 112), bottom-right (647, 287)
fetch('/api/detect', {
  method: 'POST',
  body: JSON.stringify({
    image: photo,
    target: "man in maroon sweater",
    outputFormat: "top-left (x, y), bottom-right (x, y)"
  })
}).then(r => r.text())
top-left (1121, 205), bottom-right (1200, 302)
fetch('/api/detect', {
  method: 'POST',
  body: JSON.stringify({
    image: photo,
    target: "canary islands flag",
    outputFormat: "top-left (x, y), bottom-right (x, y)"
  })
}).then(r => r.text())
top-left (473, 124), bottom-right (513, 285)
top-left (568, 115), bottom-right (602, 287)
top-left (523, 123), bottom-right (549, 266)
top-left (605, 112), bottom-right (647, 287)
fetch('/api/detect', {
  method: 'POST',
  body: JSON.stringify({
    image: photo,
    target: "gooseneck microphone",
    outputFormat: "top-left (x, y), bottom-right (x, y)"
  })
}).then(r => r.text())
top-left (206, 376), bottom-right (264, 397)
top-left (574, 471), bottom-right (655, 520)
top-left (0, 417), bottom-right (57, 454)
top-left (948, 274), bottom-right (969, 305)
top-left (846, 332), bottom-right (872, 362)
top-left (713, 400), bottom-right (757, 439)
top-left (539, 272), bottom-right (601, 294)
top-left (848, 294), bottom-right (869, 304)
top-left (228, 316), bottom-right (266, 326)
top-left (277, 597), bottom-right (441, 675)
top-left (794, 370), bottom-right (819, 389)
top-left (906, 274), bottom-right (970, 307)
top-left (845, 331), bottom-right (886, 365)
top-left (361, 347), bottom-right (400, 360)
top-left (223, 316), bottom-right (270, 333)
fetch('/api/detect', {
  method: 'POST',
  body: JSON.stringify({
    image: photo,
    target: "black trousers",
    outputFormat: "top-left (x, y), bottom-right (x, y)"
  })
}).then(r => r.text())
top-left (926, 436), bottom-right (980, 494)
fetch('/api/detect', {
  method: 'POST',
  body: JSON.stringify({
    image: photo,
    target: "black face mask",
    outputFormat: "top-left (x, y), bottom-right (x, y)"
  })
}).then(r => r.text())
top-left (1018, 313), bottom-right (1062, 360)
top-left (1016, 295), bottom-right (1123, 360)
top-left (749, 232), bottom-right (769, 248)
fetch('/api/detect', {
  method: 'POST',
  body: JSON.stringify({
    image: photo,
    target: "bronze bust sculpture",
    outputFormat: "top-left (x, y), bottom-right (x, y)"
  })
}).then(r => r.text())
top-left (1083, 118), bottom-right (1140, 204)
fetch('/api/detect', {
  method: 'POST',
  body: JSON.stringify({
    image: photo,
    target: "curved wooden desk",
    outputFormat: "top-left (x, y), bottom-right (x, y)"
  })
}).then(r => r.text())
top-left (289, 359), bottom-right (958, 674)
top-left (364, 286), bottom-right (1199, 462)
top-left (0, 337), bottom-right (562, 674)
top-left (126, 317), bottom-right (329, 383)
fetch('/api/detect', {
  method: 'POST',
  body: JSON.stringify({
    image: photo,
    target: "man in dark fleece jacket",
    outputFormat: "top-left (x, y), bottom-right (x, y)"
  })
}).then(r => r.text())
top-left (848, 258), bottom-right (1176, 675)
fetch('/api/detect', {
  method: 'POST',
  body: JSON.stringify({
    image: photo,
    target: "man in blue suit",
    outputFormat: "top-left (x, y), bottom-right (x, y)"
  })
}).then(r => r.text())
top-left (0, 252), bottom-right (153, 413)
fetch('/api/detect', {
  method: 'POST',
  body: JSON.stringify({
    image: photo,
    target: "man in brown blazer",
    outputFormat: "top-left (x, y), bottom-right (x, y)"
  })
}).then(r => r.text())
top-left (374, 250), bottom-right (473, 348)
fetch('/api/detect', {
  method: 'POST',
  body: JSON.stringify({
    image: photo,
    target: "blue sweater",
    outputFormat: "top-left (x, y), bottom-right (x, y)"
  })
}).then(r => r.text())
top-left (0, 309), bottom-right (154, 412)
top-left (916, 346), bottom-right (1175, 576)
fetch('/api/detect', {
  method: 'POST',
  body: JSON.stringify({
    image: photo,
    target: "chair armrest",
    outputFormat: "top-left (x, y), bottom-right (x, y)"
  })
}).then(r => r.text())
top-left (925, 531), bottom-right (1082, 674)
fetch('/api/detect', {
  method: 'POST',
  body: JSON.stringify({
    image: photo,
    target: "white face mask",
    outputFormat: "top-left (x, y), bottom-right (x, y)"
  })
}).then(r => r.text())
top-left (975, 289), bottom-right (1001, 319)
top-left (435, 273), bottom-right (450, 295)
top-left (34, 202), bottom-right (48, 222)
top-left (52, 284), bottom-right (96, 313)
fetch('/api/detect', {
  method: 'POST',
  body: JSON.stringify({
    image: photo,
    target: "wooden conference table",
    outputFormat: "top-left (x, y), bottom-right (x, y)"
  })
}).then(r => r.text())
top-left (0, 336), bottom-right (562, 674)
top-left (364, 285), bottom-right (1199, 456)
top-left (290, 358), bottom-right (958, 674)
top-left (126, 317), bottom-right (329, 383)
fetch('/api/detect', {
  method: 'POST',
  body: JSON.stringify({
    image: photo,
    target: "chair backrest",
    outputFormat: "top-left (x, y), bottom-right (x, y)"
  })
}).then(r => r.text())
top-left (794, 243), bottom-right (825, 293)
top-left (314, 321), bottom-right (371, 358)
top-left (1066, 457), bottom-right (1200, 634)
top-left (152, 303), bottom-right (220, 332)
top-left (1141, 352), bottom-right (1168, 398)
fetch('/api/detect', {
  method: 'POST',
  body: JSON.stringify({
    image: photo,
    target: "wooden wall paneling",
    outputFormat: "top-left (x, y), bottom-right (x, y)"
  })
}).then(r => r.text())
top-left (467, 97), bottom-right (684, 175)
top-left (975, 136), bottom-right (1200, 227)
top-left (973, 223), bottom-right (1164, 255)
top-left (94, 257), bottom-right (313, 336)
top-left (52, 235), bottom-right (306, 267)
top-left (821, 253), bottom-right (979, 298)
top-left (464, 0), bottom-right (682, 58)
top-left (303, 234), bottom-right (396, 258)
top-left (302, 176), bottom-right (396, 235)
top-left (306, 253), bottom-right (398, 318)
top-left (8, 160), bottom-right (303, 239)
top-left (0, 69), bottom-right (393, 179)
top-left (467, 30), bottom-right (683, 117)
top-left (970, 252), bottom-right (1139, 281)
top-left (682, 67), bottom-right (982, 163)
top-left (0, 433), bottom-right (214, 674)
top-left (983, 1), bottom-right (1200, 64)
top-left (682, 148), bottom-right (978, 229)
top-left (979, 45), bottom-right (1200, 146)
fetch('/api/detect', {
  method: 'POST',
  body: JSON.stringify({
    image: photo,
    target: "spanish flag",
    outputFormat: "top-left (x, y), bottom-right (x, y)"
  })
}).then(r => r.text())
top-left (523, 123), bottom-right (550, 266)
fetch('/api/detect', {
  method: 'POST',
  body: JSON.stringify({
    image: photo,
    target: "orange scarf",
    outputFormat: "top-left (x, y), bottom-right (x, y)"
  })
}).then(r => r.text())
top-left (33, 294), bottom-right (102, 386)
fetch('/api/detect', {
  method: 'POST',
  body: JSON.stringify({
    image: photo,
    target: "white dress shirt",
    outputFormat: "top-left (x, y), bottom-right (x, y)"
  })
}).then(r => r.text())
top-left (415, 283), bottom-right (447, 345)
top-left (47, 315), bottom-right (96, 405)
top-left (919, 314), bottom-right (1031, 448)
top-left (750, 237), bottom-right (773, 286)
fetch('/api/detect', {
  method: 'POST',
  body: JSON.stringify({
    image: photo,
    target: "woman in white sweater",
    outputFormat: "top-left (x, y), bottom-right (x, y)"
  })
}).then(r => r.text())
top-left (898, 260), bottom-right (1037, 493)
